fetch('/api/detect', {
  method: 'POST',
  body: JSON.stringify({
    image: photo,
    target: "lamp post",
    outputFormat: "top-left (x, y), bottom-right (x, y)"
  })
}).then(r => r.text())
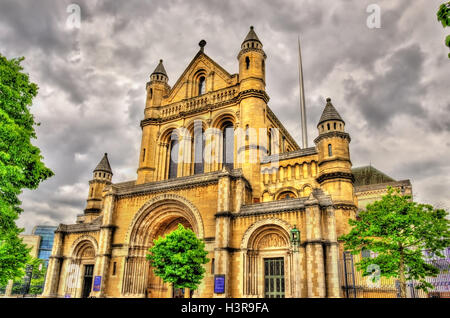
top-left (290, 225), bottom-right (300, 252)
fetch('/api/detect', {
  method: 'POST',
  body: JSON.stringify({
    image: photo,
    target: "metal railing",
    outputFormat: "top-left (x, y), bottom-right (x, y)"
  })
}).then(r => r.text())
top-left (339, 252), bottom-right (450, 298)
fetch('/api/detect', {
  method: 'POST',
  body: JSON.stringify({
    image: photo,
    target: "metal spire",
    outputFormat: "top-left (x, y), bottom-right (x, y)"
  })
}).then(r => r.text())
top-left (298, 36), bottom-right (308, 149)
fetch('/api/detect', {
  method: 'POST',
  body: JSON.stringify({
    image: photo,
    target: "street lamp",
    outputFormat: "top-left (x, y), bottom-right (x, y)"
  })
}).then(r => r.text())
top-left (290, 225), bottom-right (300, 251)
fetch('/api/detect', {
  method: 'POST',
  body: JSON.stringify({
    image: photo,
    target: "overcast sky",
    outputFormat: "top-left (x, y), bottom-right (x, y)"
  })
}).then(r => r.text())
top-left (0, 0), bottom-right (448, 233)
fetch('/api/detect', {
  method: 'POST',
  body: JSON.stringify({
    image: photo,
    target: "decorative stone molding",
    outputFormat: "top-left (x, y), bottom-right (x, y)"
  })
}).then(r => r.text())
top-left (240, 217), bottom-right (292, 249)
top-left (313, 131), bottom-right (351, 144)
top-left (261, 147), bottom-right (317, 164)
top-left (215, 211), bottom-right (233, 218)
top-left (56, 216), bottom-right (103, 234)
top-left (69, 235), bottom-right (99, 258)
top-left (124, 193), bottom-right (205, 245)
top-left (316, 172), bottom-right (355, 184)
top-left (317, 157), bottom-right (352, 167)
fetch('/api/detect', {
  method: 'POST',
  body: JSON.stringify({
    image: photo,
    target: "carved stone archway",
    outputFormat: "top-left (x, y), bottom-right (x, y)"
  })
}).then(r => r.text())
top-left (63, 235), bottom-right (98, 298)
top-left (121, 194), bottom-right (204, 298)
top-left (241, 218), bottom-right (295, 298)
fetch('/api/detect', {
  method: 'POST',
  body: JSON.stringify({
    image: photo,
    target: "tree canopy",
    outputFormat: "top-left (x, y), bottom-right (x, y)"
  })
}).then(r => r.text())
top-left (146, 224), bottom-right (209, 292)
top-left (437, 1), bottom-right (450, 58)
top-left (339, 187), bottom-right (450, 297)
top-left (0, 53), bottom-right (54, 285)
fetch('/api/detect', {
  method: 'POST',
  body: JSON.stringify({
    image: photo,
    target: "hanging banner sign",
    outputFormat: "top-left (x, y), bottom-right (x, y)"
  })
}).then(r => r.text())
top-left (214, 274), bottom-right (225, 294)
top-left (93, 276), bottom-right (102, 292)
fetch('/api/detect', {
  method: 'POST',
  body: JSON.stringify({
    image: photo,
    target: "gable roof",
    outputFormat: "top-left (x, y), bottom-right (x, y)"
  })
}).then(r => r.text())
top-left (166, 49), bottom-right (235, 100)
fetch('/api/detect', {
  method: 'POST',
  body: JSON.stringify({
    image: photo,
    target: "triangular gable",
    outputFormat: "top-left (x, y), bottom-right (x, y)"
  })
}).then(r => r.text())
top-left (164, 51), bottom-right (236, 105)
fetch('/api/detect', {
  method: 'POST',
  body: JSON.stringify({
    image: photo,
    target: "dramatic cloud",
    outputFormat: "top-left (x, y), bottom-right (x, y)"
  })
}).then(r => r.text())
top-left (0, 0), bottom-right (448, 233)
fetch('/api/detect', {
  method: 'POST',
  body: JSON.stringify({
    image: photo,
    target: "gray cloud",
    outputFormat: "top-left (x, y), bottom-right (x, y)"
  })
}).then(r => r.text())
top-left (0, 0), bottom-right (447, 233)
top-left (343, 43), bottom-right (427, 130)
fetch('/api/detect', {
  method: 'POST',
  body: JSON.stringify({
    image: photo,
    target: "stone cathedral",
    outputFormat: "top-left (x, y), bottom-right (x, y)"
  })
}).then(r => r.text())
top-left (43, 27), bottom-right (411, 298)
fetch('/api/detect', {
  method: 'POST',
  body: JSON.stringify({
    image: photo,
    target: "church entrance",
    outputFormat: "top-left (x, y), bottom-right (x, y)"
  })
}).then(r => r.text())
top-left (81, 264), bottom-right (94, 298)
top-left (122, 195), bottom-right (204, 298)
top-left (264, 258), bottom-right (285, 298)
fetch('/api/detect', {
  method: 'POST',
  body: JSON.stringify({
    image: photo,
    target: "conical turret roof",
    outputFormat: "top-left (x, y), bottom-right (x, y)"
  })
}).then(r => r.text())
top-left (242, 26), bottom-right (261, 44)
top-left (152, 59), bottom-right (167, 76)
top-left (318, 98), bottom-right (344, 126)
top-left (94, 153), bottom-right (112, 174)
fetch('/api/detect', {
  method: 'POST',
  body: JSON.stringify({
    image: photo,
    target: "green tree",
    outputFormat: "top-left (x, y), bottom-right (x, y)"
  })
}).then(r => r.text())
top-left (10, 258), bottom-right (46, 295)
top-left (437, 1), bottom-right (450, 58)
top-left (339, 187), bottom-right (450, 298)
top-left (146, 224), bottom-right (209, 294)
top-left (0, 53), bottom-right (54, 285)
top-left (28, 258), bottom-right (47, 295)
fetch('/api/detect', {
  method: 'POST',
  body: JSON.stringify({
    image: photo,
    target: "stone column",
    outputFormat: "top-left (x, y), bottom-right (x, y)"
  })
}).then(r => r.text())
top-left (42, 230), bottom-right (64, 297)
top-left (91, 186), bottom-right (116, 297)
top-left (304, 196), bottom-right (326, 298)
top-left (298, 245), bottom-right (307, 297)
top-left (292, 249), bottom-right (301, 297)
top-left (213, 168), bottom-right (232, 297)
top-left (324, 206), bottom-right (340, 297)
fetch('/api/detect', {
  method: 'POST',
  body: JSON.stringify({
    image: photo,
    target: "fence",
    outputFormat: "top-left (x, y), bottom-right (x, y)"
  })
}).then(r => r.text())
top-left (339, 252), bottom-right (450, 298)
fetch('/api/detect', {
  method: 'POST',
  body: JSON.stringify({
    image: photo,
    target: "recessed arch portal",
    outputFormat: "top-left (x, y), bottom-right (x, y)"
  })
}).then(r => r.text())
top-left (122, 194), bottom-right (204, 298)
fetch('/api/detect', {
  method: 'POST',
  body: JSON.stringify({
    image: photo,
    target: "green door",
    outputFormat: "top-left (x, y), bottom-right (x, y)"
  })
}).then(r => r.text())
top-left (264, 258), bottom-right (285, 298)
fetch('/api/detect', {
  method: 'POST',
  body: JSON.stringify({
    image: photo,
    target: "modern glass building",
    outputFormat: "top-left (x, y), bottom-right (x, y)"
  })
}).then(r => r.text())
top-left (32, 225), bottom-right (58, 265)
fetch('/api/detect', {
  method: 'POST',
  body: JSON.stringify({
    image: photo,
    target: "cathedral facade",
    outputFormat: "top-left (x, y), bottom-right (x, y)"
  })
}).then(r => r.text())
top-left (42, 27), bottom-right (411, 298)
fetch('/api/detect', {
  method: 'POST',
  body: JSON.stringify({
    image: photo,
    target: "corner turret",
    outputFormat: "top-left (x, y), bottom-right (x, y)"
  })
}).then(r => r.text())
top-left (83, 153), bottom-right (113, 222)
top-left (238, 26), bottom-right (266, 91)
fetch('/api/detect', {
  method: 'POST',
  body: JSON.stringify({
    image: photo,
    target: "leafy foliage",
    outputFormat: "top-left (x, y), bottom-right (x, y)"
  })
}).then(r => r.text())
top-left (147, 224), bottom-right (209, 291)
top-left (437, 2), bottom-right (450, 58)
top-left (437, 2), bottom-right (450, 27)
top-left (339, 187), bottom-right (450, 297)
top-left (0, 53), bottom-right (54, 285)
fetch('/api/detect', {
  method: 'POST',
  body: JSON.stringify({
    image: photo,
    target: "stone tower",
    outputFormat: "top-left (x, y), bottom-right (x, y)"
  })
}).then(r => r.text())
top-left (237, 26), bottom-right (269, 199)
top-left (314, 98), bottom-right (356, 244)
top-left (137, 60), bottom-right (170, 184)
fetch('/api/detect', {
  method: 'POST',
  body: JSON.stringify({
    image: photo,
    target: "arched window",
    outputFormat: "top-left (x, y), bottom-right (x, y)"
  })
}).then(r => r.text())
top-left (278, 191), bottom-right (296, 200)
top-left (334, 123), bottom-right (337, 129)
top-left (328, 144), bottom-right (332, 157)
top-left (268, 129), bottom-right (272, 155)
top-left (327, 123), bottom-right (330, 130)
top-left (193, 126), bottom-right (205, 174)
top-left (245, 56), bottom-right (250, 70)
top-left (149, 88), bottom-right (153, 100)
top-left (222, 122), bottom-right (234, 170)
top-left (198, 76), bottom-right (206, 95)
top-left (90, 187), bottom-right (93, 197)
top-left (168, 135), bottom-right (179, 179)
top-left (142, 148), bottom-right (146, 162)
top-left (262, 59), bottom-right (265, 75)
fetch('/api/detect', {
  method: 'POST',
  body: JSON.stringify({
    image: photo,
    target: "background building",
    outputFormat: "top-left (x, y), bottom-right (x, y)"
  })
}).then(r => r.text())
top-left (32, 226), bottom-right (58, 265)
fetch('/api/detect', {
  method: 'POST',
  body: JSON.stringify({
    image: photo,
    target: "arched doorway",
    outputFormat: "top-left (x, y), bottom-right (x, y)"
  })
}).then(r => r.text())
top-left (64, 237), bottom-right (98, 298)
top-left (122, 195), bottom-right (204, 298)
top-left (241, 219), bottom-right (294, 298)
top-left (147, 216), bottom-right (193, 298)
